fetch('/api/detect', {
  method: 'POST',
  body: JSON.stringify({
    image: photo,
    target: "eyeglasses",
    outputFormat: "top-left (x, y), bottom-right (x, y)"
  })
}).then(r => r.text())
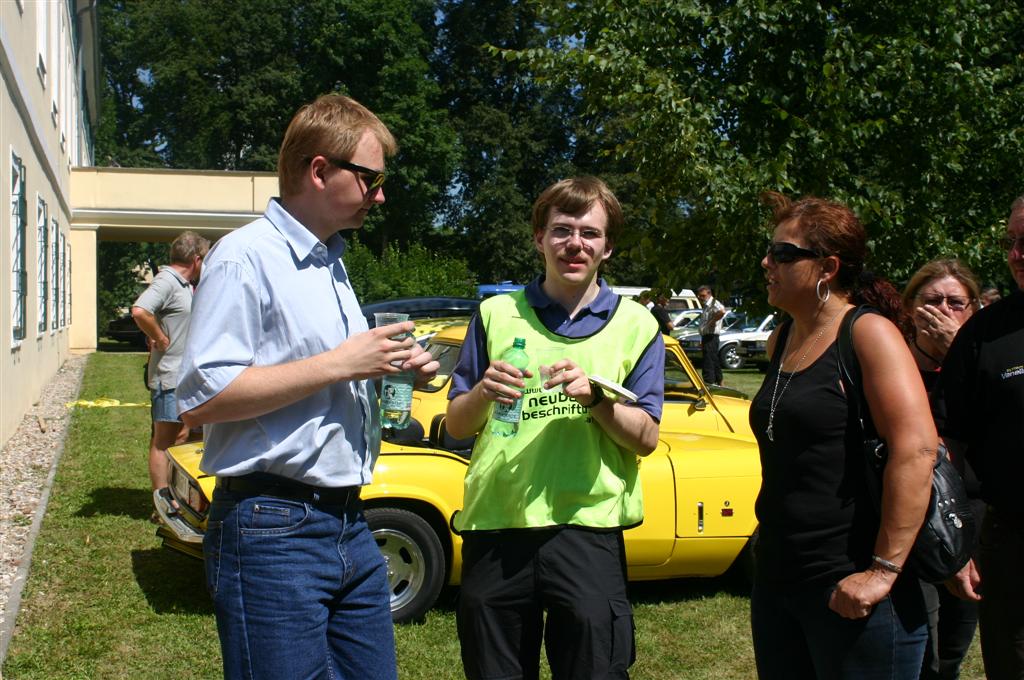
top-left (766, 241), bottom-right (821, 263)
top-left (305, 156), bottom-right (386, 195)
top-left (917, 294), bottom-right (971, 312)
top-left (1000, 234), bottom-right (1024, 254)
top-left (547, 226), bottom-right (606, 243)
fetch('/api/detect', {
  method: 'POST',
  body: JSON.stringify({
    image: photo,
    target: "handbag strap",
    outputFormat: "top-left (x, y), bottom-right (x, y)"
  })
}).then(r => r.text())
top-left (835, 304), bottom-right (880, 440)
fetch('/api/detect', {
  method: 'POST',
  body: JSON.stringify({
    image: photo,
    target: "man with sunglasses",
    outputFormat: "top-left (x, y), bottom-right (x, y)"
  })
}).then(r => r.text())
top-left (940, 195), bottom-right (1024, 680)
top-left (177, 95), bottom-right (437, 680)
top-left (696, 284), bottom-right (727, 385)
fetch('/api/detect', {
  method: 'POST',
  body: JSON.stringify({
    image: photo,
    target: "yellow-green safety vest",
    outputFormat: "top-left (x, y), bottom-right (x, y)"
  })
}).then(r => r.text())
top-left (454, 290), bottom-right (659, 532)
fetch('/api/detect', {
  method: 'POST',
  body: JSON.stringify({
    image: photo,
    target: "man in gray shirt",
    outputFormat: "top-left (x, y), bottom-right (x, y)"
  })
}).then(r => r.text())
top-left (131, 230), bottom-right (209, 496)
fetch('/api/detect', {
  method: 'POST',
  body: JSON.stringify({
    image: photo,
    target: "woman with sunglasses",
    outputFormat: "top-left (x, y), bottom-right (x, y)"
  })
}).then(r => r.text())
top-left (749, 192), bottom-right (937, 679)
top-left (900, 259), bottom-right (983, 680)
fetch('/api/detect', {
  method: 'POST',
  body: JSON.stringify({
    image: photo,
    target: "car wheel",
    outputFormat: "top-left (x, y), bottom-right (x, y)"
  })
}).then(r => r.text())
top-left (365, 507), bottom-right (446, 624)
top-left (720, 343), bottom-right (744, 370)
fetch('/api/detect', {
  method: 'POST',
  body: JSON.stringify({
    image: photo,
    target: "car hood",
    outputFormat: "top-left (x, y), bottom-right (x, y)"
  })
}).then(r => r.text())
top-left (655, 430), bottom-right (761, 478)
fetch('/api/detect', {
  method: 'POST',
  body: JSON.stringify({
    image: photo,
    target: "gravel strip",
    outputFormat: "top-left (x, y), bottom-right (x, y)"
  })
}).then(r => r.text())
top-left (0, 353), bottom-right (87, 663)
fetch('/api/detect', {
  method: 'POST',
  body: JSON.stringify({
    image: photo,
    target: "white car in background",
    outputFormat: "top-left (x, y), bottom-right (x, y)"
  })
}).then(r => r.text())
top-left (677, 313), bottom-right (777, 371)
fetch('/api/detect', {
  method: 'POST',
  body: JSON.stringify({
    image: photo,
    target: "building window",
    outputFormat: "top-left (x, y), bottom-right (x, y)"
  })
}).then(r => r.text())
top-left (36, 196), bottom-right (48, 333)
top-left (59, 231), bottom-right (67, 328)
top-left (35, 0), bottom-right (47, 86)
top-left (11, 151), bottom-right (27, 343)
top-left (51, 219), bottom-right (59, 330)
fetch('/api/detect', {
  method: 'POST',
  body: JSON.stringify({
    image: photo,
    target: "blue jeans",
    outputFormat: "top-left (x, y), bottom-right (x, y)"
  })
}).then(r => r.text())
top-left (751, 576), bottom-right (927, 679)
top-left (204, 488), bottom-right (396, 680)
top-left (150, 386), bottom-right (181, 423)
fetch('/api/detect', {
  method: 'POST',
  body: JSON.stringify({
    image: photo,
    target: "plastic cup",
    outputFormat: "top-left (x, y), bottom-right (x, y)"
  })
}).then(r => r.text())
top-left (536, 347), bottom-right (566, 392)
top-left (374, 312), bottom-right (410, 338)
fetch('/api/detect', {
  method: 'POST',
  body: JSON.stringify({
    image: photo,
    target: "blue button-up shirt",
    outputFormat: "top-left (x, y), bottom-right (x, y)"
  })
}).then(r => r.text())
top-left (449, 277), bottom-right (665, 421)
top-left (177, 199), bottom-right (380, 486)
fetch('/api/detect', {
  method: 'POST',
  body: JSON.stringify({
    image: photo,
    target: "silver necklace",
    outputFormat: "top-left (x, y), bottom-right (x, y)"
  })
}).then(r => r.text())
top-left (766, 308), bottom-right (844, 442)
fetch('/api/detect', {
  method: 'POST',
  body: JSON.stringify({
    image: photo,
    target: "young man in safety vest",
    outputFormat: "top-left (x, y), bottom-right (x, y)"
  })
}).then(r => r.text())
top-left (446, 176), bottom-right (665, 679)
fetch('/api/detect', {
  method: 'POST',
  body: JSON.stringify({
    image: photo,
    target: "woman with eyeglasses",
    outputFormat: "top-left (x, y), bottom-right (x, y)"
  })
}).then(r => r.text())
top-left (749, 192), bottom-right (937, 679)
top-left (900, 259), bottom-right (983, 680)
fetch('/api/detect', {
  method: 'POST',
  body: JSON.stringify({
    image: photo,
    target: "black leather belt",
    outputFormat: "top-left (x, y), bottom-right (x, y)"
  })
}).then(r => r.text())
top-left (216, 472), bottom-right (360, 507)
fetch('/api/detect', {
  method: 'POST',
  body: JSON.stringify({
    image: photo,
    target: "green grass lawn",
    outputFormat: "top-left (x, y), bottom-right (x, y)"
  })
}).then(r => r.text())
top-left (1, 353), bottom-right (984, 679)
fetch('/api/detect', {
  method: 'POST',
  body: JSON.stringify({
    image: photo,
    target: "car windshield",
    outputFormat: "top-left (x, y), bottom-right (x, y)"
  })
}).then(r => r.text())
top-left (664, 348), bottom-right (698, 399)
top-left (420, 342), bottom-right (463, 393)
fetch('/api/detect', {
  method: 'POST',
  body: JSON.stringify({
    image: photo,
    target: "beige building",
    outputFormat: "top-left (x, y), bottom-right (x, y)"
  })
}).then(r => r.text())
top-left (2, 1), bottom-right (276, 448)
top-left (2, 0), bottom-right (100, 447)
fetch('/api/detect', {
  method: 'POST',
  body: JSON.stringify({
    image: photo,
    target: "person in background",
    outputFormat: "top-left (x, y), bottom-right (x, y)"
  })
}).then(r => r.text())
top-left (177, 94), bottom-right (437, 680)
top-left (651, 291), bottom-right (675, 335)
top-left (979, 286), bottom-right (1001, 307)
top-left (446, 176), bottom-right (664, 680)
top-left (696, 284), bottom-right (726, 385)
top-left (941, 195), bottom-right (1024, 680)
top-left (900, 258), bottom-right (983, 680)
top-left (131, 230), bottom-right (209, 507)
top-left (749, 192), bottom-right (936, 679)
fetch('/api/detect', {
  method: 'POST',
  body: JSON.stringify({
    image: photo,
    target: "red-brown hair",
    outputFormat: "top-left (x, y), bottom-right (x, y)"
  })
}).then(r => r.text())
top-left (760, 191), bottom-right (907, 322)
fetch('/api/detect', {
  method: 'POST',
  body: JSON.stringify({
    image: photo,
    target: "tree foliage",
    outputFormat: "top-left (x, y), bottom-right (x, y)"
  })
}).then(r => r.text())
top-left (343, 239), bottom-right (476, 301)
top-left (504, 0), bottom-right (1024, 295)
top-left (95, 0), bottom-right (458, 251)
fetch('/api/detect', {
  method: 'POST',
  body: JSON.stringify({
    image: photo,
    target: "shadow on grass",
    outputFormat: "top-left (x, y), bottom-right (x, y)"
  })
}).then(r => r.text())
top-left (131, 547), bottom-right (213, 615)
top-left (97, 339), bottom-right (148, 353)
top-left (628, 571), bottom-right (752, 606)
top-left (75, 486), bottom-right (153, 520)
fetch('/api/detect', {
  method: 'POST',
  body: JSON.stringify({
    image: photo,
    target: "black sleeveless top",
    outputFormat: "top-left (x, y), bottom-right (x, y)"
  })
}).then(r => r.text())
top-left (749, 323), bottom-right (876, 586)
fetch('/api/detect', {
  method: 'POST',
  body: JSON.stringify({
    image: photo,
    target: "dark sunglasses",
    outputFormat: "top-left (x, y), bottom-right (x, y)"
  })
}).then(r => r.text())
top-left (305, 156), bottom-right (386, 194)
top-left (766, 241), bottom-right (821, 263)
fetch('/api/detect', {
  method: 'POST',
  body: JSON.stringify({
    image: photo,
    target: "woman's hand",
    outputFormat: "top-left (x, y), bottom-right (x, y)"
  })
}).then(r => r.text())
top-left (828, 567), bottom-right (897, 619)
top-left (914, 303), bottom-right (962, 357)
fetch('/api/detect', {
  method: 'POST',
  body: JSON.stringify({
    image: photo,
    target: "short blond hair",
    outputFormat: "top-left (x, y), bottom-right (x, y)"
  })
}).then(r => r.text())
top-left (277, 94), bottom-right (397, 197)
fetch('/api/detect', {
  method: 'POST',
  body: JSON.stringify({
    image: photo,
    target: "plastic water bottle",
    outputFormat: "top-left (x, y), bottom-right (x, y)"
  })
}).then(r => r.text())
top-left (491, 337), bottom-right (529, 437)
top-left (376, 312), bottom-right (414, 429)
top-left (381, 369), bottom-right (414, 429)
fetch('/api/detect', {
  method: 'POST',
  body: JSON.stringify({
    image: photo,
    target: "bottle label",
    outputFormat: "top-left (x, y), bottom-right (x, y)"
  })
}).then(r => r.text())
top-left (381, 378), bottom-right (413, 412)
top-left (493, 398), bottom-right (523, 423)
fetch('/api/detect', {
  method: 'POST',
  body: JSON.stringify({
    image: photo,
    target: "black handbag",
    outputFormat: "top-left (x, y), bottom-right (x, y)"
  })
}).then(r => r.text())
top-left (837, 306), bottom-right (977, 583)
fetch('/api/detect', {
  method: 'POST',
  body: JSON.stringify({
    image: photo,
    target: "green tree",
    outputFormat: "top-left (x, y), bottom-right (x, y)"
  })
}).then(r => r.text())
top-left (96, 0), bottom-right (458, 250)
top-left (343, 238), bottom-right (476, 301)
top-left (504, 0), bottom-right (1024, 296)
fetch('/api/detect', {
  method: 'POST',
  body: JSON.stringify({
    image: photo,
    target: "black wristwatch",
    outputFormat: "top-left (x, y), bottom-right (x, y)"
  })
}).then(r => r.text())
top-left (587, 380), bottom-right (605, 408)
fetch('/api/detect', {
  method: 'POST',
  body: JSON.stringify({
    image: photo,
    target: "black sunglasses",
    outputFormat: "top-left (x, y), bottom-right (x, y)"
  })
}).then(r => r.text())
top-left (766, 241), bottom-right (821, 263)
top-left (305, 156), bottom-right (386, 194)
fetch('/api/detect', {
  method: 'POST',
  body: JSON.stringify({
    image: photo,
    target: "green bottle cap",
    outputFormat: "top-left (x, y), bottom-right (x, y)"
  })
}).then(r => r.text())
top-left (512, 337), bottom-right (526, 349)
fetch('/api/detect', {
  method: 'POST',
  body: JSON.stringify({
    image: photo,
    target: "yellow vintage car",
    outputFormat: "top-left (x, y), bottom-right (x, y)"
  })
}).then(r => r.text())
top-left (155, 324), bottom-right (760, 623)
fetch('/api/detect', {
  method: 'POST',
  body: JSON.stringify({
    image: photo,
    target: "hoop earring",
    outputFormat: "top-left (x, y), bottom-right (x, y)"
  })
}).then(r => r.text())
top-left (816, 279), bottom-right (831, 303)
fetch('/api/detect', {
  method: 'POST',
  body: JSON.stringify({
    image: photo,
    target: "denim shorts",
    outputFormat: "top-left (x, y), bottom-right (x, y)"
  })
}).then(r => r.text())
top-left (150, 387), bottom-right (181, 423)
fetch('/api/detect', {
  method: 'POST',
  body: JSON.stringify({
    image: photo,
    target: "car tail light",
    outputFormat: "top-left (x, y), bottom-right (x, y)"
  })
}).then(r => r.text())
top-left (170, 464), bottom-right (210, 517)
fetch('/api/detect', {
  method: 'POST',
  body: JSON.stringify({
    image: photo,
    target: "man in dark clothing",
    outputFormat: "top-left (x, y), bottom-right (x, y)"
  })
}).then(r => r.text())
top-left (650, 291), bottom-right (674, 335)
top-left (941, 194), bottom-right (1024, 680)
